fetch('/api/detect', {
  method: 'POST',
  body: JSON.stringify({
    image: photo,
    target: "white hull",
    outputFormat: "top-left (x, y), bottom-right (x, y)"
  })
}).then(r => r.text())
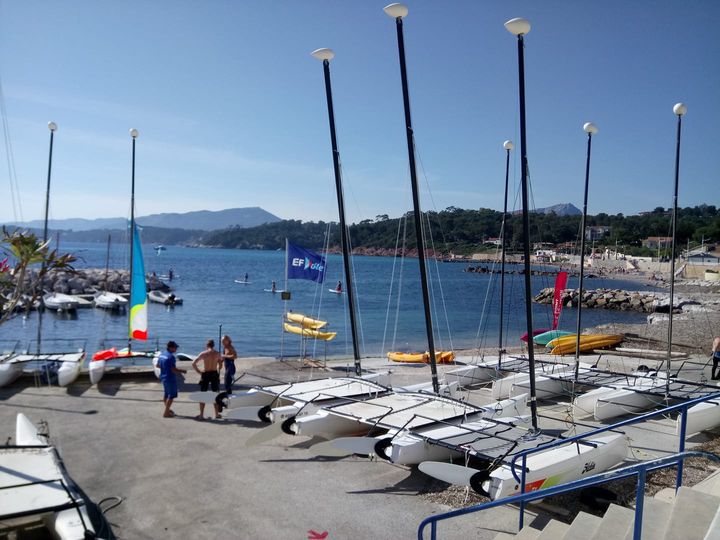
top-left (573, 375), bottom-right (664, 421)
top-left (42, 292), bottom-right (80, 311)
top-left (147, 290), bottom-right (182, 305)
top-left (187, 372), bottom-right (393, 409)
top-left (292, 391), bottom-right (523, 441)
top-left (419, 433), bottom-right (627, 501)
top-left (93, 291), bottom-right (127, 310)
top-left (446, 362), bottom-right (501, 386)
top-left (594, 387), bottom-right (664, 421)
top-left (389, 415), bottom-right (531, 465)
top-left (0, 352), bottom-right (85, 388)
top-left (0, 357), bottom-right (23, 387)
top-left (88, 360), bottom-right (106, 385)
top-left (483, 433), bottom-right (627, 499)
top-left (1, 414), bottom-right (98, 539)
top-left (678, 401), bottom-right (720, 435)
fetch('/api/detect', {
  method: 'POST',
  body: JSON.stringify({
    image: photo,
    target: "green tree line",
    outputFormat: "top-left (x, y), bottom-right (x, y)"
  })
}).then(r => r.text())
top-left (198, 204), bottom-right (719, 255)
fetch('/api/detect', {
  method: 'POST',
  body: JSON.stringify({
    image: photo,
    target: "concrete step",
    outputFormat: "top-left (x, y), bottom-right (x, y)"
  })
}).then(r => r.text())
top-left (623, 497), bottom-right (673, 540)
top-left (695, 469), bottom-right (720, 498)
top-left (590, 504), bottom-right (634, 540)
top-left (515, 525), bottom-right (542, 540)
top-left (705, 506), bottom-right (720, 540)
top-left (536, 520), bottom-right (570, 540)
top-left (664, 486), bottom-right (720, 540)
top-left (562, 511), bottom-right (602, 540)
top-left (492, 526), bottom-right (541, 540)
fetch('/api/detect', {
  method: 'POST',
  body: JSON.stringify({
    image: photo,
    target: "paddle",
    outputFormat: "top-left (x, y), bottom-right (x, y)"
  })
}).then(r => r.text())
top-left (224, 406), bottom-right (266, 422)
top-left (308, 440), bottom-right (354, 458)
top-left (327, 437), bottom-right (379, 456)
top-left (245, 421), bottom-right (285, 446)
top-left (418, 461), bottom-right (476, 487)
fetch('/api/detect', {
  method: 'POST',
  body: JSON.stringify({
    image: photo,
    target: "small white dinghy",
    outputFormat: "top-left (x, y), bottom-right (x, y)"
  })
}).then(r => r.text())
top-left (43, 292), bottom-right (80, 312)
top-left (93, 291), bottom-right (128, 310)
top-left (0, 414), bottom-right (107, 538)
top-left (147, 290), bottom-right (183, 305)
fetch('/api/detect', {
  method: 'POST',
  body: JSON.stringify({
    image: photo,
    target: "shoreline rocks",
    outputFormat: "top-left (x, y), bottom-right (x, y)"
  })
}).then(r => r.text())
top-left (532, 287), bottom-right (703, 314)
top-left (22, 268), bottom-right (170, 296)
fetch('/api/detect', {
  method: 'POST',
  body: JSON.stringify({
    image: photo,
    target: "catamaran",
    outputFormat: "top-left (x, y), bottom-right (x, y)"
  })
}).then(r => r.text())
top-left (89, 129), bottom-right (153, 385)
top-left (0, 413), bottom-right (109, 538)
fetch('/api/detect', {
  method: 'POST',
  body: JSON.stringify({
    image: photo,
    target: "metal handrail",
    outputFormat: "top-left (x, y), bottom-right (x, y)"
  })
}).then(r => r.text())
top-left (507, 388), bottom-right (720, 527)
top-left (418, 450), bottom-right (720, 540)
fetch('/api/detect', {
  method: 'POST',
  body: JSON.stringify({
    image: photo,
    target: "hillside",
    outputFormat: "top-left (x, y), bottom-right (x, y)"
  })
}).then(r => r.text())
top-left (5, 207), bottom-right (281, 232)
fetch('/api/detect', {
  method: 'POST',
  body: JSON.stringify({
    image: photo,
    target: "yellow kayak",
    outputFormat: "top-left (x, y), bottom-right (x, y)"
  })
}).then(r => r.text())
top-left (285, 312), bottom-right (328, 329)
top-left (387, 351), bottom-right (456, 364)
top-left (549, 334), bottom-right (624, 355)
top-left (283, 322), bottom-right (336, 341)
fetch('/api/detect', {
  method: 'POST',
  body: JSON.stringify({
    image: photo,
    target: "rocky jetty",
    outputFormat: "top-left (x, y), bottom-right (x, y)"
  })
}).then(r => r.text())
top-left (532, 288), bottom-right (701, 314)
top-left (24, 268), bottom-right (170, 295)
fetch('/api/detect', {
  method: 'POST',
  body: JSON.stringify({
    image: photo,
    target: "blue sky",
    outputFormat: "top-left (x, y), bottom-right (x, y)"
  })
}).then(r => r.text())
top-left (0, 0), bottom-right (718, 225)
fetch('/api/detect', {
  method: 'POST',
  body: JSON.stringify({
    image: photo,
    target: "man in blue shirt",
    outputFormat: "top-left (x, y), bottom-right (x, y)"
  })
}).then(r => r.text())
top-left (158, 341), bottom-right (186, 417)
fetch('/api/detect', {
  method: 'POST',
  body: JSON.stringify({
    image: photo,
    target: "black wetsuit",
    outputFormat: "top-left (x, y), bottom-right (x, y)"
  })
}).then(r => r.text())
top-left (223, 356), bottom-right (236, 393)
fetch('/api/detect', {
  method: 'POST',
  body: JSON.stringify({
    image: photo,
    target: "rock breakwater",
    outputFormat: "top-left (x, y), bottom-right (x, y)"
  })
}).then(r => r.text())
top-left (21, 268), bottom-right (170, 295)
top-left (532, 288), bottom-right (699, 314)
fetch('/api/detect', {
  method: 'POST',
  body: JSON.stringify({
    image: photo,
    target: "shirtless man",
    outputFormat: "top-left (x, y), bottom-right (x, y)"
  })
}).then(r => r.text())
top-left (192, 339), bottom-right (223, 419)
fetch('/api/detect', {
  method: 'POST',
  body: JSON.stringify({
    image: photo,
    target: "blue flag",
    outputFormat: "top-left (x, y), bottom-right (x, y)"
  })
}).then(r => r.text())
top-left (287, 242), bottom-right (326, 283)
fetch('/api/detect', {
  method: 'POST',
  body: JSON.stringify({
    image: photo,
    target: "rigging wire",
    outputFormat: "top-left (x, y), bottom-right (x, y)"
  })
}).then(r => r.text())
top-left (381, 214), bottom-right (406, 356)
top-left (0, 75), bottom-right (23, 222)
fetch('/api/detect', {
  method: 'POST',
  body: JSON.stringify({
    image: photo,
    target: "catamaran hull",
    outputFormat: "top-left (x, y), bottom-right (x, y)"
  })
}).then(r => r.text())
top-left (88, 360), bottom-right (106, 385)
top-left (388, 415), bottom-right (531, 465)
top-left (57, 357), bottom-right (84, 387)
top-left (594, 388), bottom-right (664, 421)
top-left (1, 414), bottom-right (98, 539)
top-left (0, 361), bottom-right (22, 387)
top-left (678, 401), bottom-right (720, 435)
top-left (482, 433), bottom-right (627, 500)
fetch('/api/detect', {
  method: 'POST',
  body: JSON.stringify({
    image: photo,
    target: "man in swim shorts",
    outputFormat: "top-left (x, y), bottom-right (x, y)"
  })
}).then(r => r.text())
top-left (158, 341), bottom-right (186, 418)
top-left (192, 339), bottom-right (223, 419)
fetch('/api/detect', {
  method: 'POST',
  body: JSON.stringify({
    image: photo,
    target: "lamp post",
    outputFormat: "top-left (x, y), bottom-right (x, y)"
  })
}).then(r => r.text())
top-left (505, 16), bottom-right (538, 430)
top-left (498, 140), bottom-right (514, 364)
top-left (128, 128), bottom-right (139, 351)
top-left (384, 3), bottom-right (440, 394)
top-left (37, 121), bottom-right (58, 355)
top-left (667, 103), bottom-right (686, 387)
top-left (574, 122), bottom-right (598, 379)
top-left (310, 47), bottom-right (362, 375)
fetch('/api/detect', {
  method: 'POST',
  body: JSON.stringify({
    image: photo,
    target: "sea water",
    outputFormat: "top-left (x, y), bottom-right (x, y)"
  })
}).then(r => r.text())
top-left (0, 243), bottom-right (658, 359)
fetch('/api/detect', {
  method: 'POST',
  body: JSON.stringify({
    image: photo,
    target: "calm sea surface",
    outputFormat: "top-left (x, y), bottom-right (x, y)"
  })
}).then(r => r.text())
top-left (0, 242), bottom-right (659, 359)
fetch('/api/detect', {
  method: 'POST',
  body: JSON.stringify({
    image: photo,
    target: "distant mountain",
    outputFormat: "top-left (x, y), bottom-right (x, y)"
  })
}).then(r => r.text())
top-left (533, 203), bottom-right (582, 216)
top-left (5, 207), bottom-right (281, 232)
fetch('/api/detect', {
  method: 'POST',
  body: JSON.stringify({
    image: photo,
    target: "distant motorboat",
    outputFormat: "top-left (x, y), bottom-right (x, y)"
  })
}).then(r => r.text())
top-left (93, 290), bottom-right (128, 311)
top-left (147, 290), bottom-right (183, 306)
top-left (42, 292), bottom-right (80, 312)
top-left (154, 244), bottom-right (166, 253)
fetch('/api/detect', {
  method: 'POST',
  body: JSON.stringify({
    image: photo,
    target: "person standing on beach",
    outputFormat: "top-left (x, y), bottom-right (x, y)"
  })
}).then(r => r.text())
top-left (158, 341), bottom-right (186, 418)
top-left (221, 334), bottom-right (238, 393)
top-left (712, 337), bottom-right (720, 380)
top-left (192, 339), bottom-right (223, 419)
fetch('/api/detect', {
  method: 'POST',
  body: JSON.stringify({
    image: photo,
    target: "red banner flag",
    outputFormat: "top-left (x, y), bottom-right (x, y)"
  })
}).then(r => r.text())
top-left (551, 271), bottom-right (568, 330)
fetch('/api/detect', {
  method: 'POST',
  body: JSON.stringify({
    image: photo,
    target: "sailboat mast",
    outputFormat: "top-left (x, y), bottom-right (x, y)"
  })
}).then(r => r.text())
top-left (506, 18), bottom-right (538, 430)
top-left (499, 141), bottom-right (513, 365)
top-left (312, 49), bottom-right (362, 375)
top-left (667, 103), bottom-right (687, 391)
top-left (128, 129), bottom-right (138, 353)
top-left (36, 122), bottom-right (57, 355)
top-left (386, 4), bottom-right (440, 395)
top-left (574, 123), bottom-right (598, 379)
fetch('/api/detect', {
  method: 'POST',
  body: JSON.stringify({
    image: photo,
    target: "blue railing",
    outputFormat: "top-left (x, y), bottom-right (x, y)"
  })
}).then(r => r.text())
top-left (417, 387), bottom-right (720, 538)
top-left (418, 450), bottom-right (720, 540)
top-left (510, 388), bottom-right (720, 528)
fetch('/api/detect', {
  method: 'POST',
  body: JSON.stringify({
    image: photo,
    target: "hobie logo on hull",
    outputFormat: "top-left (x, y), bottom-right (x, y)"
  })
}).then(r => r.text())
top-left (291, 257), bottom-right (325, 273)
